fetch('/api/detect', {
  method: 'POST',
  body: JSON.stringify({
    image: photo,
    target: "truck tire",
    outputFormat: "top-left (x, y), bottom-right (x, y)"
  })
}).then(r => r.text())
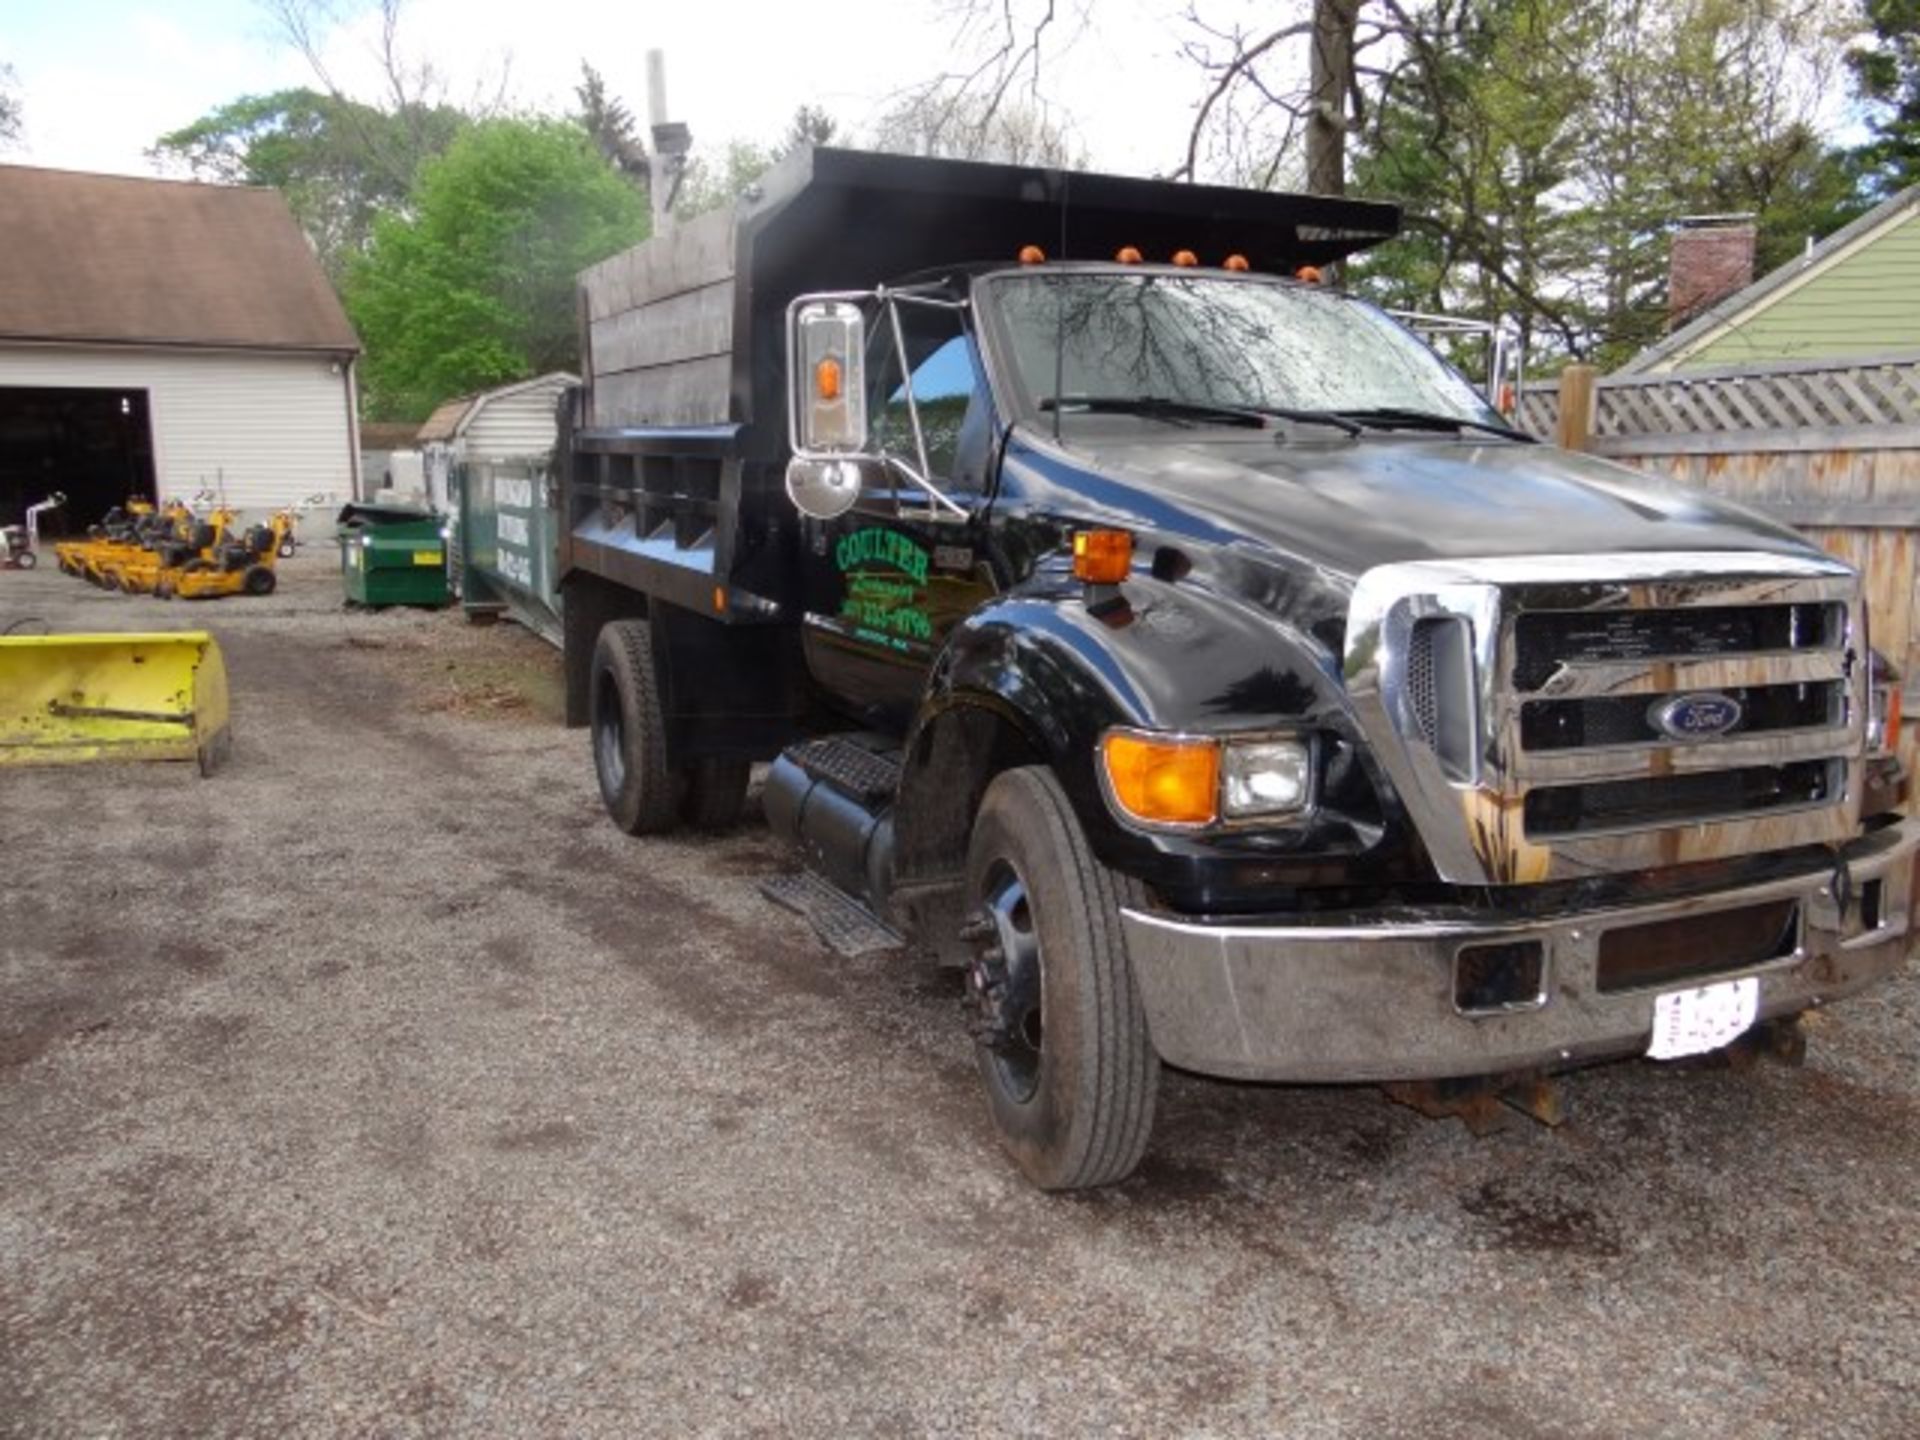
top-left (591, 619), bottom-right (682, 835)
top-left (681, 758), bottom-right (751, 831)
top-left (964, 766), bottom-right (1159, 1190)
top-left (243, 565), bottom-right (276, 596)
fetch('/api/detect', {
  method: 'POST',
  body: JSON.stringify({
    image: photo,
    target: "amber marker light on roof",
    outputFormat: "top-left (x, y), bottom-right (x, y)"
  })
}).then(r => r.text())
top-left (1171, 250), bottom-right (1199, 267)
top-left (814, 355), bottom-right (842, 401)
top-left (1295, 265), bottom-right (1325, 283)
top-left (1072, 529), bottom-right (1133, 584)
top-left (1223, 254), bottom-right (1251, 272)
top-left (1102, 731), bottom-right (1220, 828)
top-left (1115, 245), bottom-right (1143, 264)
top-left (1018, 244), bottom-right (1046, 264)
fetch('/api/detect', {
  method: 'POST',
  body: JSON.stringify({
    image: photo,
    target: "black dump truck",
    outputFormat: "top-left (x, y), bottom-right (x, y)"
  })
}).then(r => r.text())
top-left (557, 147), bottom-right (1916, 1189)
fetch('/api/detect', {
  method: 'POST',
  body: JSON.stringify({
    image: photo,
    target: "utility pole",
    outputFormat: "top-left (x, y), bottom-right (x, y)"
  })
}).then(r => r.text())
top-left (646, 49), bottom-right (691, 236)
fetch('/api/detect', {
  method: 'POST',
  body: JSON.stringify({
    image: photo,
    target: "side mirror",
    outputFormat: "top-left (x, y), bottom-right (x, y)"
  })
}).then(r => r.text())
top-left (789, 300), bottom-right (867, 454)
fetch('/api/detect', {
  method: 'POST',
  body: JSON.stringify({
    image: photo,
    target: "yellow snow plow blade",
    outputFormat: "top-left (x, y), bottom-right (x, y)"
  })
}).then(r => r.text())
top-left (0, 631), bottom-right (232, 774)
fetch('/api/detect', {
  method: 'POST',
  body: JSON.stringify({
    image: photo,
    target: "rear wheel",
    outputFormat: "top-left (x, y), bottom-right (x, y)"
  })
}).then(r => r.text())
top-left (591, 620), bottom-right (681, 835)
top-left (963, 766), bottom-right (1159, 1190)
top-left (15, 550), bottom-right (34, 570)
top-left (243, 565), bottom-right (276, 596)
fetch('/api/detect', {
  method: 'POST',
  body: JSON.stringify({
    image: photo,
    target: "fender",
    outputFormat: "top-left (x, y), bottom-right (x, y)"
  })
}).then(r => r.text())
top-left (907, 565), bottom-right (1423, 914)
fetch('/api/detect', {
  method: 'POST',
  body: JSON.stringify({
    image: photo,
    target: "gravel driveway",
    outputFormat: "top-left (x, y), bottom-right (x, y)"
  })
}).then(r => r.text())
top-left (3, 556), bottom-right (1917, 1438)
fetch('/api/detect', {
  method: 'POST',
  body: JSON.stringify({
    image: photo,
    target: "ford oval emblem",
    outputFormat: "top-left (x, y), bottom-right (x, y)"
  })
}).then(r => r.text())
top-left (1650, 692), bottom-right (1743, 741)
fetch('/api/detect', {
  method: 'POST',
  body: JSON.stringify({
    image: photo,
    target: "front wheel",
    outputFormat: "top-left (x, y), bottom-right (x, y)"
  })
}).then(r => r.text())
top-left (15, 549), bottom-right (34, 569)
top-left (964, 766), bottom-right (1159, 1190)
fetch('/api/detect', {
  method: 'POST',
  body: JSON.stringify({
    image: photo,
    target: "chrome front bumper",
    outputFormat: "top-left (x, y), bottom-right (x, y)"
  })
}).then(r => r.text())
top-left (1122, 818), bottom-right (1920, 1083)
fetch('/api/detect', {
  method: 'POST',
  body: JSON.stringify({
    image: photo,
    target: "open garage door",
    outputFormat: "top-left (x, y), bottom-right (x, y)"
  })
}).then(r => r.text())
top-left (0, 387), bottom-right (155, 536)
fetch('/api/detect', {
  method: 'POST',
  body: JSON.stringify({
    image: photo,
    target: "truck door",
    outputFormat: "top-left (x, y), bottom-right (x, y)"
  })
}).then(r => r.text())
top-left (801, 300), bottom-right (997, 730)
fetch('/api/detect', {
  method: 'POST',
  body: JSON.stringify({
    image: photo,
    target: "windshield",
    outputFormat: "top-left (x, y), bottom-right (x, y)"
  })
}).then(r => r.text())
top-left (983, 271), bottom-right (1502, 427)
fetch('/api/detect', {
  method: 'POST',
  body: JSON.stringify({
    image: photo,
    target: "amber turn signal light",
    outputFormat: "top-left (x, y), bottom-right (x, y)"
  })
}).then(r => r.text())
top-left (814, 355), bottom-right (842, 401)
top-left (1073, 529), bottom-right (1133, 584)
top-left (1102, 732), bottom-right (1220, 827)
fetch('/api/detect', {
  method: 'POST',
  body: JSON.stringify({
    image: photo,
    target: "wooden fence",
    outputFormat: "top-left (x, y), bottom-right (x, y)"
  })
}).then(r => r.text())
top-left (1520, 353), bottom-right (1920, 783)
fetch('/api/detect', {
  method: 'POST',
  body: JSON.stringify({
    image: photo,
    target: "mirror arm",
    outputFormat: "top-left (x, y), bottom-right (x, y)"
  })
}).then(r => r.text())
top-left (881, 291), bottom-right (939, 498)
top-left (878, 454), bottom-right (970, 519)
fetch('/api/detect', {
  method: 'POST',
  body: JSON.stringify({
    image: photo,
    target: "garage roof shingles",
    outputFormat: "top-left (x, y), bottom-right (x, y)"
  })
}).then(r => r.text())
top-left (0, 164), bottom-right (359, 354)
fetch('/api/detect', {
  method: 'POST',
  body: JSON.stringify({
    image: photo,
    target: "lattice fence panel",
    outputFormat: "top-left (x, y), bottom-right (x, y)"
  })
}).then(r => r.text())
top-left (1518, 355), bottom-right (1920, 445)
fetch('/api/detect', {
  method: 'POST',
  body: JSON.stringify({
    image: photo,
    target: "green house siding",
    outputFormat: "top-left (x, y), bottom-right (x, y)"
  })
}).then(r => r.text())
top-left (1677, 209), bottom-right (1920, 370)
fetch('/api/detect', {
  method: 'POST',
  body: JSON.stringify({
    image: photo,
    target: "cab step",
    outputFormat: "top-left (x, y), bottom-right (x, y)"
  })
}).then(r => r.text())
top-left (783, 735), bottom-right (902, 806)
top-left (761, 871), bottom-right (905, 958)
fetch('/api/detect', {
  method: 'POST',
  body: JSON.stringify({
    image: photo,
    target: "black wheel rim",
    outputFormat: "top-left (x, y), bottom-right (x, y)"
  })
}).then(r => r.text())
top-left (594, 672), bottom-right (626, 795)
top-left (971, 859), bottom-right (1044, 1104)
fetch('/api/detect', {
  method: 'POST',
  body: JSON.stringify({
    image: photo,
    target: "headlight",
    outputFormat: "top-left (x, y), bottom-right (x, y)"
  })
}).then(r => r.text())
top-left (1100, 729), bottom-right (1312, 829)
top-left (1220, 738), bottom-right (1312, 819)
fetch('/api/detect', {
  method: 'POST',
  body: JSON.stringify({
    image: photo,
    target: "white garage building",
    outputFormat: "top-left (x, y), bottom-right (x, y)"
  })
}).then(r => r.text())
top-left (0, 164), bottom-right (361, 534)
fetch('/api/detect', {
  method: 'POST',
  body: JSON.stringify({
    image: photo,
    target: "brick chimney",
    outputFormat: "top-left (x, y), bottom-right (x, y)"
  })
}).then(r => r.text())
top-left (1668, 216), bottom-right (1757, 331)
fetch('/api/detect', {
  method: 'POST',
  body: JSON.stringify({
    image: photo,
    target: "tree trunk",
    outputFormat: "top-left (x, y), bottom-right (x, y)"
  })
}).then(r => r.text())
top-left (1307, 0), bottom-right (1363, 195)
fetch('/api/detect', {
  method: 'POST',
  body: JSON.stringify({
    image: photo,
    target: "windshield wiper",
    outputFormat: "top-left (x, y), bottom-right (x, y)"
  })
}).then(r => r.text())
top-left (1247, 407), bottom-right (1364, 437)
top-left (1037, 394), bottom-right (1267, 429)
top-left (1332, 407), bottom-right (1535, 442)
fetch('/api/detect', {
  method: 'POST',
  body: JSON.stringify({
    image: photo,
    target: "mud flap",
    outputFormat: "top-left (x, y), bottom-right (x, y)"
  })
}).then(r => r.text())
top-left (0, 631), bottom-right (233, 774)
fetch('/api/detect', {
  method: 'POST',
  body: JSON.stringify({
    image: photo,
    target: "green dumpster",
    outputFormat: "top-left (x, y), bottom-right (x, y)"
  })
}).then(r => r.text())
top-left (337, 502), bottom-right (449, 607)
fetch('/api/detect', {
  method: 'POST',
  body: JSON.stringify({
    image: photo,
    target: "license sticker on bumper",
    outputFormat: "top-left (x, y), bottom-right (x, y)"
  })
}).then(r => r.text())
top-left (1648, 976), bottom-right (1759, 1060)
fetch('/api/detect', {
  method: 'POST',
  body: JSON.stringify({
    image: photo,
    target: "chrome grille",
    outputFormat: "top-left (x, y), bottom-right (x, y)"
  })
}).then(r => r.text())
top-left (1345, 552), bottom-right (1866, 885)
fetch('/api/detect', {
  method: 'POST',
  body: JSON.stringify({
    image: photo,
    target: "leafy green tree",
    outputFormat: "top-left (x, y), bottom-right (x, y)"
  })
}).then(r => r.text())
top-left (674, 108), bottom-right (845, 216)
top-left (675, 139), bottom-right (775, 216)
top-left (152, 88), bottom-right (466, 280)
top-left (344, 119), bottom-right (649, 420)
top-left (1849, 0), bottom-right (1920, 196)
top-left (1351, 0), bottom-right (1863, 368)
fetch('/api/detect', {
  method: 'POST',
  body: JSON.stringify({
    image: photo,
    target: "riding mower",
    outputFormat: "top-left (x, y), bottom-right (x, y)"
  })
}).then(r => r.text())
top-left (2, 492), bottom-right (65, 570)
top-left (74, 501), bottom-right (193, 588)
top-left (99, 506), bottom-right (237, 595)
top-left (155, 510), bottom-right (294, 600)
top-left (56, 499), bottom-right (154, 577)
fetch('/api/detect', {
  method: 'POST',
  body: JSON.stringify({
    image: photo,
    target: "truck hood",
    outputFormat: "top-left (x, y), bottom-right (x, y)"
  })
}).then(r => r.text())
top-left (1044, 430), bottom-right (1824, 584)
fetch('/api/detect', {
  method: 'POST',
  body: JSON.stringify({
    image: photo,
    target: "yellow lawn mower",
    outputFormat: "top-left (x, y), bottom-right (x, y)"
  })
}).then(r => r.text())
top-left (56, 499), bottom-right (158, 577)
top-left (156, 512), bottom-right (294, 600)
top-left (100, 507), bottom-right (237, 595)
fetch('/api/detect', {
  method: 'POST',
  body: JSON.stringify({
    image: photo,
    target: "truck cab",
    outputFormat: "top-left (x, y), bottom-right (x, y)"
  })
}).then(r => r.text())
top-left (559, 148), bottom-right (1917, 1190)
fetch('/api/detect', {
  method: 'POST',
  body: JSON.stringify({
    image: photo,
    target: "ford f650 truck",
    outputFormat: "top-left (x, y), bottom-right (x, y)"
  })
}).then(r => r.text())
top-left (557, 147), bottom-right (1916, 1189)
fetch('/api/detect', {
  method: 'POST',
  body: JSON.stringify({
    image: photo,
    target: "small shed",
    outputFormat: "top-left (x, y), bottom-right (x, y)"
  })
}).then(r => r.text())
top-left (415, 372), bottom-right (575, 512)
top-left (1623, 185), bottom-right (1920, 374)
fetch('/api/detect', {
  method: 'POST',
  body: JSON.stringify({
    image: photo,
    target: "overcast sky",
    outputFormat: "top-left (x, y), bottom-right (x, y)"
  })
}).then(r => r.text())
top-left (1, 0), bottom-right (1220, 179)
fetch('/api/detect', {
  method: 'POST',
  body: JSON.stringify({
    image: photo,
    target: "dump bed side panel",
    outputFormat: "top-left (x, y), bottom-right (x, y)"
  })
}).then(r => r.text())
top-left (579, 205), bottom-right (738, 428)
